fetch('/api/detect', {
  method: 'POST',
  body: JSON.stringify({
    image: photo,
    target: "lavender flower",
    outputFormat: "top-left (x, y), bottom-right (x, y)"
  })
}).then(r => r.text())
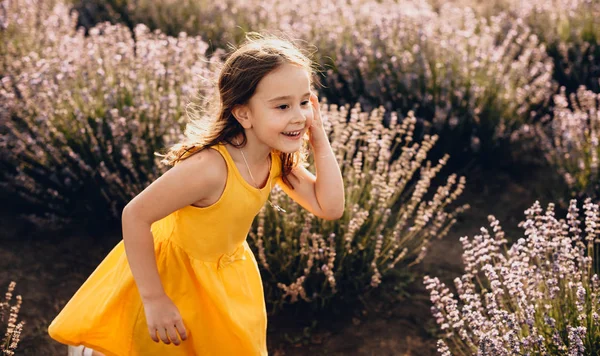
top-left (0, 281), bottom-right (25, 356)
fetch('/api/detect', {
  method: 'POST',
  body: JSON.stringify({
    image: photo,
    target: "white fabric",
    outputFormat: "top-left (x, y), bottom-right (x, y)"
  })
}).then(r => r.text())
top-left (67, 345), bottom-right (84, 356)
top-left (67, 345), bottom-right (94, 356)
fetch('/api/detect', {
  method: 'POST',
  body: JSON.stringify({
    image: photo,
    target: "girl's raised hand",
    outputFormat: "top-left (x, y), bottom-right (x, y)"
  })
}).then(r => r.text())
top-left (142, 294), bottom-right (188, 346)
top-left (307, 93), bottom-right (326, 148)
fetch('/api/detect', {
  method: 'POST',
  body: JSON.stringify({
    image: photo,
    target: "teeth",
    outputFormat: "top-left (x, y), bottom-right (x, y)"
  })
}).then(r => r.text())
top-left (282, 131), bottom-right (300, 136)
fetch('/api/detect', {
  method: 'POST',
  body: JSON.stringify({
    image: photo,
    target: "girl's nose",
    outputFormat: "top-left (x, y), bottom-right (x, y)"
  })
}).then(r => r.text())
top-left (292, 108), bottom-right (307, 123)
top-left (292, 115), bottom-right (306, 126)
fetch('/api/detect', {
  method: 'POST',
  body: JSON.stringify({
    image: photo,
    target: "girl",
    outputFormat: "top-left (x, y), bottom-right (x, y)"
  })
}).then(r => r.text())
top-left (48, 33), bottom-right (345, 356)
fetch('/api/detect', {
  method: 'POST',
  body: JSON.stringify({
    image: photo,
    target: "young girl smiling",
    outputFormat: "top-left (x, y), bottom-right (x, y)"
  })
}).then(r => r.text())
top-left (49, 34), bottom-right (345, 355)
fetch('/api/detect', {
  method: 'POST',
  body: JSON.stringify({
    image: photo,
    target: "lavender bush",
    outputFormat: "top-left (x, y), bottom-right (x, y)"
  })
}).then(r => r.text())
top-left (537, 86), bottom-right (600, 201)
top-left (435, 0), bottom-right (600, 94)
top-left (250, 103), bottom-right (469, 312)
top-left (1, 281), bottom-right (24, 356)
top-left (1, 1), bottom-right (217, 228)
top-left (425, 199), bottom-right (600, 355)
top-left (314, 4), bottom-right (555, 163)
top-left (0, 0), bottom-right (65, 76)
top-left (63, 0), bottom-right (557, 163)
top-left (68, 0), bottom-right (257, 51)
top-left (532, 0), bottom-right (600, 95)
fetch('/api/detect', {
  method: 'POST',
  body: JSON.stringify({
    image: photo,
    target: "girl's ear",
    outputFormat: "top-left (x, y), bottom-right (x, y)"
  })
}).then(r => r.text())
top-left (232, 104), bottom-right (252, 129)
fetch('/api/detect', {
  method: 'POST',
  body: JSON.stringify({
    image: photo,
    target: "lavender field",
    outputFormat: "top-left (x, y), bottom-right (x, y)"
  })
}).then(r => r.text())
top-left (1, 0), bottom-right (600, 355)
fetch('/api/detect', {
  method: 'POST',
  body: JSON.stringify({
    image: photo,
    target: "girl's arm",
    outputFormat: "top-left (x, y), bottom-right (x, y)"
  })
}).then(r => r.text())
top-left (121, 148), bottom-right (226, 302)
top-left (276, 94), bottom-right (345, 220)
top-left (121, 211), bottom-right (164, 302)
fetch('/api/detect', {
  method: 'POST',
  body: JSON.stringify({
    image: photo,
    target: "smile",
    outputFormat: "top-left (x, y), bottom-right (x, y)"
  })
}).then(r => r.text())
top-left (281, 129), bottom-right (304, 141)
top-left (281, 130), bottom-right (301, 137)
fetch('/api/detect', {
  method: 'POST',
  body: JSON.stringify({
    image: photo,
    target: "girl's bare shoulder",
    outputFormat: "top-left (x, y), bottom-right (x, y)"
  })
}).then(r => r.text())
top-left (123, 146), bottom-right (227, 223)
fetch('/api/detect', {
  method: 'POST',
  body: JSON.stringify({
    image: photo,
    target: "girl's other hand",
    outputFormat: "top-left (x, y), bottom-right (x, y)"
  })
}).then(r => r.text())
top-left (142, 294), bottom-right (188, 345)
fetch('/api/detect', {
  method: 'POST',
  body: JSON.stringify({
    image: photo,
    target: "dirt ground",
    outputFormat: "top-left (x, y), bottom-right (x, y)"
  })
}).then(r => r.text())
top-left (0, 162), bottom-right (562, 356)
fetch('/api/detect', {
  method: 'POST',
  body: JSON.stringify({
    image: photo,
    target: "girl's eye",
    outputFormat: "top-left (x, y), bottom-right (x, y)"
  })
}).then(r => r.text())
top-left (276, 101), bottom-right (309, 110)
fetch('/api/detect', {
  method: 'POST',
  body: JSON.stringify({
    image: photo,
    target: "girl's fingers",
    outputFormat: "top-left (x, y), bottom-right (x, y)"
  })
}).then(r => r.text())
top-left (166, 326), bottom-right (181, 346)
top-left (310, 93), bottom-right (319, 108)
top-left (157, 327), bottom-right (171, 344)
top-left (148, 328), bottom-right (159, 343)
top-left (310, 93), bottom-right (321, 119)
top-left (148, 323), bottom-right (186, 345)
top-left (175, 320), bottom-right (188, 341)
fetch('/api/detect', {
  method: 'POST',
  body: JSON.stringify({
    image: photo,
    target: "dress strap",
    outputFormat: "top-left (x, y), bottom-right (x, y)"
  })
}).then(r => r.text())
top-left (211, 143), bottom-right (274, 192)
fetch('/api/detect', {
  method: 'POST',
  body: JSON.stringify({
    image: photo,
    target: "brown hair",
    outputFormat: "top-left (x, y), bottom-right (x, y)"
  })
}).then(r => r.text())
top-left (155, 32), bottom-right (319, 189)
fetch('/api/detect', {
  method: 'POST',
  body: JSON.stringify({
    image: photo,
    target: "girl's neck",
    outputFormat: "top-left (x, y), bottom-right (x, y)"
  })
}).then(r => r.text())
top-left (231, 132), bottom-right (272, 167)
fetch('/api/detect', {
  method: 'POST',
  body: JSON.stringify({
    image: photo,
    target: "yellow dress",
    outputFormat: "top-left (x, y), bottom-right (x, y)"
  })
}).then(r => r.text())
top-left (49, 143), bottom-right (280, 356)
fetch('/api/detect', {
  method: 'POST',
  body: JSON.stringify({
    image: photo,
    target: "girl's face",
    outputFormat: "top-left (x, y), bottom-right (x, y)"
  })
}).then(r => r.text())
top-left (243, 63), bottom-right (314, 153)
